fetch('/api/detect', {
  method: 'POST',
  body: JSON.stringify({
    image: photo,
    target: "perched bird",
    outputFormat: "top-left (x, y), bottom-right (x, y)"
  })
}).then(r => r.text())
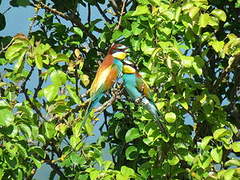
top-left (122, 61), bottom-right (168, 137)
top-left (83, 44), bottom-right (129, 129)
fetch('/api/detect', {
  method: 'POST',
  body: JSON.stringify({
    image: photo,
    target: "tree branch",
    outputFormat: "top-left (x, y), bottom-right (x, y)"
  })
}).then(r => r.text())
top-left (87, 3), bottom-right (91, 24)
top-left (93, 84), bottom-right (124, 117)
top-left (95, 3), bottom-right (112, 23)
top-left (114, 0), bottom-right (127, 30)
top-left (213, 55), bottom-right (240, 89)
top-left (45, 155), bottom-right (66, 179)
top-left (33, 69), bottom-right (44, 99)
top-left (21, 66), bottom-right (46, 121)
top-left (30, 1), bottom-right (98, 44)
top-left (109, 0), bottom-right (120, 15)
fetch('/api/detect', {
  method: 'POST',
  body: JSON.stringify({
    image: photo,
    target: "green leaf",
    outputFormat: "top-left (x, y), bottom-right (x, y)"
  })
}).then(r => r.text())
top-left (213, 128), bottom-right (229, 140)
top-left (232, 142), bottom-right (240, 152)
top-left (209, 41), bottom-right (224, 52)
top-left (0, 107), bottom-right (14, 126)
top-left (200, 136), bottom-right (213, 149)
top-left (0, 13), bottom-right (6, 31)
top-left (66, 85), bottom-right (81, 104)
top-left (70, 135), bottom-right (81, 149)
top-left (31, 157), bottom-right (42, 169)
top-left (125, 128), bottom-right (141, 143)
top-left (168, 154), bottom-right (179, 165)
top-left (121, 166), bottom-right (135, 177)
top-left (70, 152), bottom-right (86, 165)
top-left (43, 84), bottom-right (59, 102)
top-left (112, 30), bottom-right (122, 41)
top-left (14, 49), bottom-right (26, 73)
top-left (211, 9), bottom-right (227, 22)
top-left (85, 118), bottom-right (94, 136)
top-left (181, 55), bottom-right (194, 68)
top-left (73, 27), bottom-right (83, 38)
top-left (210, 147), bottom-right (222, 163)
top-left (132, 5), bottom-right (150, 16)
top-left (165, 112), bottom-right (176, 123)
top-left (5, 43), bottom-right (25, 62)
top-left (189, 7), bottom-right (200, 19)
top-left (80, 74), bottom-right (90, 87)
top-left (29, 146), bottom-right (46, 158)
top-left (50, 70), bottom-right (67, 86)
top-left (225, 159), bottom-right (240, 167)
top-left (44, 122), bottom-right (56, 139)
top-left (10, 0), bottom-right (30, 7)
top-left (125, 146), bottom-right (138, 160)
top-left (51, 54), bottom-right (69, 64)
top-left (224, 169), bottom-right (235, 180)
top-left (19, 124), bottom-right (32, 138)
top-left (35, 54), bottom-right (43, 69)
top-left (199, 13), bottom-right (210, 28)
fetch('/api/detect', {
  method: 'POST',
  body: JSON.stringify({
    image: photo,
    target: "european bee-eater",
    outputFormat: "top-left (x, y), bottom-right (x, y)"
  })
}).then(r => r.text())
top-left (122, 61), bottom-right (168, 137)
top-left (83, 44), bottom-right (128, 132)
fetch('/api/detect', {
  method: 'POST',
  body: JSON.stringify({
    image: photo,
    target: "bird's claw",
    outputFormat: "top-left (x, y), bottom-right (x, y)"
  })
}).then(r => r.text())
top-left (135, 96), bottom-right (144, 104)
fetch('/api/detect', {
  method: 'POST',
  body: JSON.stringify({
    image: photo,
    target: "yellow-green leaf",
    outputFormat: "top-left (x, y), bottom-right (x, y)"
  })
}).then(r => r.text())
top-left (199, 13), bottom-right (210, 28)
top-left (211, 9), bottom-right (227, 22)
top-left (209, 41), bottom-right (224, 52)
top-left (132, 5), bottom-right (150, 16)
top-left (165, 112), bottom-right (176, 123)
top-left (232, 142), bottom-right (240, 152)
top-left (189, 7), bottom-right (200, 19)
top-left (210, 147), bottom-right (222, 163)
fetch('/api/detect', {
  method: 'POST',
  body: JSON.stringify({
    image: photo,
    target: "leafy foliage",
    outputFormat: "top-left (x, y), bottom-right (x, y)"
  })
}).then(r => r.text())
top-left (1, 0), bottom-right (240, 179)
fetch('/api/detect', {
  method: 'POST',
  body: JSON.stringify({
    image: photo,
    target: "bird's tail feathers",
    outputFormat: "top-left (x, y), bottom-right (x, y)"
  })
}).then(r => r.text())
top-left (143, 98), bottom-right (169, 138)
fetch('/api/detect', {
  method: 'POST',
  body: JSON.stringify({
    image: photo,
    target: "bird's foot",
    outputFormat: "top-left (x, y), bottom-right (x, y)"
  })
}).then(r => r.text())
top-left (135, 96), bottom-right (145, 104)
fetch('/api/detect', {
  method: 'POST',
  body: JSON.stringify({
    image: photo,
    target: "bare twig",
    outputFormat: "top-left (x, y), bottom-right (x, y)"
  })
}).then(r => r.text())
top-left (114, 0), bottom-right (127, 30)
top-left (95, 3), bottom-right (112, 23)
top-left (2, 7), bottom-right (11, 15)
top-left (109, 0), bottom-right (120, 15)
top-left (33, 69), bottom-right (44, 99)
top-left (87, 3), bottom-right (91, 24)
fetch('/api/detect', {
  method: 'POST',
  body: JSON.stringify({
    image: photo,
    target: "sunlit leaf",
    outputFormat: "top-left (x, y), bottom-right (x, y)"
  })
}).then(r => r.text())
top-left (43, 84), bottom-right (59, 102)
top-left (132, 5), bottom-right (150, 16)
top-left (199, 13), bottom-right (210, 28)
top-left (211, 9), bottom-right (227, 22)
top-left (125, 146), bottom-right (138, 160)
top-left (210, 147), bottom-right (222, 163)
top-left (232, 142), bottom-right (240, 152)
top-left (50, 70), bottom-right (67, 86)
top-left (125, 128), bottom-right (141, 143)
top-left (165, 112), bottom-right (176, 123)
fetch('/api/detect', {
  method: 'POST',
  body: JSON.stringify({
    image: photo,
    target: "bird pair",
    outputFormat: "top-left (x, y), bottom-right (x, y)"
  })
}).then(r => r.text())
top-left (83, 44), bottom-right (168, 137)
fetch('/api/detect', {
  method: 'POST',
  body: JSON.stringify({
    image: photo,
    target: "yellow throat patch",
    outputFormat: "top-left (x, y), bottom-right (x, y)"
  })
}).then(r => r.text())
top-left (123, 65), bottom-right (136, 74)
top-left (112, 51), bottom-right (127, 60)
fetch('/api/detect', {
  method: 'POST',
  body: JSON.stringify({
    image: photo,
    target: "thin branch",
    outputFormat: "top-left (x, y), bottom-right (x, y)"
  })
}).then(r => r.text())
top-left (87, 3), bottom-right (91, 24)
top-left (21, 66), bottom-right (46, 121)
top-left (2, 7), bottom-right (11, 15)
top-left (109, 0), bottom-right (120, 15)
top-left (213, 55), bottom-right (240, 89)
top-left (114, 0), bottom-right (127, 30)
top-left (30, 1), bottom-right (98, 43)
top-left (34, 69), bottom-right (44, 99)
top-left (95, 3), bottom-right (112, 23)
top-left (93, 85), bottom-right (124, 117)
top-left (45, 155), bottom-right (66, 179)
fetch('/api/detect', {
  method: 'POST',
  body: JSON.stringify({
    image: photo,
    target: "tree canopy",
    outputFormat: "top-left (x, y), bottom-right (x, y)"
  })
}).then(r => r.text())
top-left (1, 0), bottom-right (240, 179)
